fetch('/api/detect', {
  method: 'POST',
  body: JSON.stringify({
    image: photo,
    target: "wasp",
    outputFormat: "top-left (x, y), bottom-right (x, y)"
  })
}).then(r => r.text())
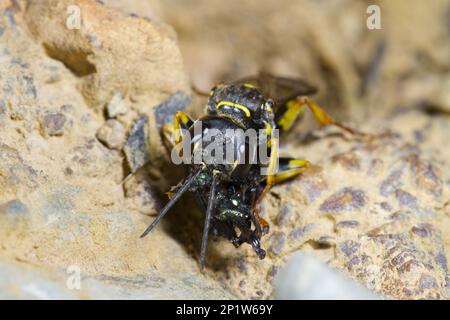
top-left (140, 72), bottom-right (368, 269)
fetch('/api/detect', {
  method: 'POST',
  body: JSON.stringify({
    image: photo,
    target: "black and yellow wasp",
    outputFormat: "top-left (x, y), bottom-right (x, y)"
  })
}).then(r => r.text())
top-left (140, 72), bottom-right (366, 269)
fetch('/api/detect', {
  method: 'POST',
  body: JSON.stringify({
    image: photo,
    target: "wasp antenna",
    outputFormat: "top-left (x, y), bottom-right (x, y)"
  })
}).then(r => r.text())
top-left (113, 172), bottom-right (134, 192)
top-left (114, 160), bottom-right (153, 192)
top-left (192, 85), bottom-right (210, 97)
top-left (199, 173), bottom-right (219, 270)
top-left (140, 168), bottom-right (203, 238)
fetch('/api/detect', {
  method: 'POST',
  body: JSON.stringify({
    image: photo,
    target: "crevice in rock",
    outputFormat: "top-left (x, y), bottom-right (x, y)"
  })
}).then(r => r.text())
top-left (43, 43), bottom-right (96, 77)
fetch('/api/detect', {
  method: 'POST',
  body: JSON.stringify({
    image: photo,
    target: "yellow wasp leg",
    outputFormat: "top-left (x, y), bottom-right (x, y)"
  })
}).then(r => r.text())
top-left (173, 111), bottom-right (194, 145)
top-left (252, 136), bottom-right (279, 236)
top-left (162, 123), bottom-right (175, 147)
top-left (277, 99), bottom-right (306, 131)
top-left (266, 135), bottom-right (279, 186)
top-left (272, 158), bottom-right (310, 184)
top-left (277, 96), bottom-right (369, 137)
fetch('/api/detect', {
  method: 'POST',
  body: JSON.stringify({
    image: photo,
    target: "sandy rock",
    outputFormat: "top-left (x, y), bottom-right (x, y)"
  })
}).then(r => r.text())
top-left (96, 119), bottom-right (126, 149)
top-left (40, 112), bottom-right (69, 136)
top-left (106, 93), bottom-right (128, 118)
top-left (23, 0), bottom-right (190, 110)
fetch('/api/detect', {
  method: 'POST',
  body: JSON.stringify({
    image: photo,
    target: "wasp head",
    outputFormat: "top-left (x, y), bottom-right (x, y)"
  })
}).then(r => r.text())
top-left (206, 83), bottom-right (274, 129)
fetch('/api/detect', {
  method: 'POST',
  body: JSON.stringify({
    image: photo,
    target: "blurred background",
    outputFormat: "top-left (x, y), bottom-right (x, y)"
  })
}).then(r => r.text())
top-left (106, 0), bottom-right (450, 124)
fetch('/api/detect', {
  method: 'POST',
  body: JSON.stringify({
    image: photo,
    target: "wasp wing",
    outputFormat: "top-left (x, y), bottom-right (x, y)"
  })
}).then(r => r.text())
top-left (233, 72), bottom-right (317, 108)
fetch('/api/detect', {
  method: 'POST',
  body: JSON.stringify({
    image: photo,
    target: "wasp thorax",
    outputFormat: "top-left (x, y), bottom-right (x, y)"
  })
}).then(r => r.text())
top-left (206, 83), bottom-right (266, 128)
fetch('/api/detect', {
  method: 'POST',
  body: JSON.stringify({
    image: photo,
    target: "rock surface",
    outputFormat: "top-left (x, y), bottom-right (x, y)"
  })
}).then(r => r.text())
top-left (0, 0), bottom-right (448, 300)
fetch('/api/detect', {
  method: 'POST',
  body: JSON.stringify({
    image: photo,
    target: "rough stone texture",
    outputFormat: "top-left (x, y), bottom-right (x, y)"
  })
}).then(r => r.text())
top-left (96, 119), bottom-right (126, 149)
top-left (0, 0), bottom-right (231, 299)
top-left (0, 0), bottom-right (449, 300)
top-left (106, 93), bottom-right (128, 118)
top-left (206, 113), bottom-right (450, 300)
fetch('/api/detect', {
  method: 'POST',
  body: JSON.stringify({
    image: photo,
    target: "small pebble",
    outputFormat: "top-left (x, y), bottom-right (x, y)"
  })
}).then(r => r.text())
top-left (106, 93), bottom-right (128, 118)
top-left (269, 232), bottom-right (286, 256)
top-left (0, 199), bottom-right (29, 215)
top-left (123, 115), bottom-right (150, 172)
top-left (154, 91), bottom-right (191, 129)
top-left (41, 112), bottom-right (67, 136)
top-left (96, 119), bottom-right (126, 149)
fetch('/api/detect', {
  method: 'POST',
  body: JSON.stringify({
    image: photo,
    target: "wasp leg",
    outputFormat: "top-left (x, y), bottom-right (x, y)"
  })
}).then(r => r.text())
top-left (253, 158), bottom-right (310, 235)
top-left (250, 135), bottom-right (278, 236)
top-left (236, 224), bottom-right (266, 259)
top-left (252, 205), bottom-right (270, 236)
top-left (173, 111), bottom-right (194, 145)
top-left (272, 157), bottom-right (310, 184)
top-left (277, 96), bottom-right (370, 137)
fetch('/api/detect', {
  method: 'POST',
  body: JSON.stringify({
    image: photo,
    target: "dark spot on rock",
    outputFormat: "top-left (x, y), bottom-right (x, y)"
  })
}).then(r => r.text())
top-left (407, 154), bottom-right (443, 197)
top-left (297, 166), bottom-right (327, 201)
top-left (395, 189), bottom-right (417, 208)
top-left (123, 115), bottom-right (150, 173)
top-left (22, 75), bottom-right (37, 98)
top-left (414, 130), bottom-right (425, 143)
top-left (367, 158), bottom-right (383, 176)
top-left (235, 256), bottom-right (247, 273)
top-left (339, 240), bottom-right (360, 257)
top-left (277, 205), bottom-right (292, 226)
top-left (154, 91), bottom-right (192, 129)
top-left (269, 232), bottom-right (285, 256)
top-left (0, 199), bottom-right (29, 215)
top-left (380, 169), bottom-right (403, 196)
top-left (64, 167), bottom-right (73, 176)
top-left (389, 210), bottom-right (411, 221)
top-left (267, 265), bottom-right (279, 280)
top-left (256, 290), bottom-right (264, 297)
top-left (390, 249), bottom-right (418, 274)
top-left (402, 288), bottom-right (413, 298)
top-left (435, 253), bottom-right (448, 272)
top-left (379, 201), bottom-right (392, 212)
top-left (317, 236), bottom-right (335, 247)
top-left (60, 104), bottom-right (74, 113)
top-left (320, 187), bottom-right (366, 214)
top-left (0, 100), bottom-right (6, 118)
top-left (347, 256), bottom-right (360, 269)
top-left (336, 220), bottom-right (359, 229)
top-left (11, 57), bottom-right (29, 69)
top-left (360, 254), bottom-right (371, 265)
top-left (4, 8), bottom-right (16, 27)
top-left (419, 274), bottom-right (438, 290)
top-left (41, 112), bottom-right (67, 136)
top-left (289, 223), bottom-right (314, 240)
top-left (331, 152), bottom-right (361, 171)
top-left (411, 223), bottom-right (433, 238)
